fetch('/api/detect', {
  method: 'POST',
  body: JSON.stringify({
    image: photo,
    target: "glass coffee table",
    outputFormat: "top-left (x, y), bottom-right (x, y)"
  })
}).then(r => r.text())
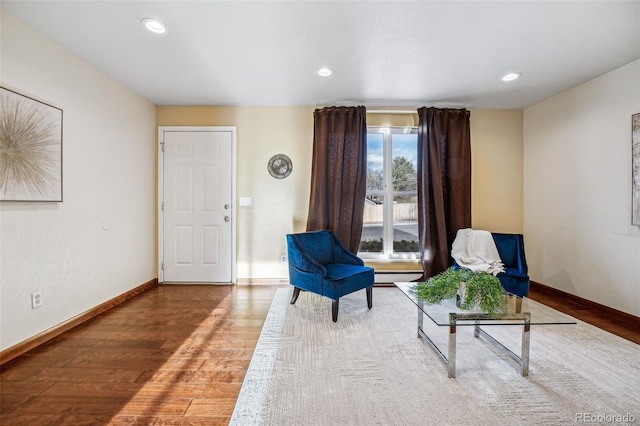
top-left (394, 282), bottom-right (576, 378)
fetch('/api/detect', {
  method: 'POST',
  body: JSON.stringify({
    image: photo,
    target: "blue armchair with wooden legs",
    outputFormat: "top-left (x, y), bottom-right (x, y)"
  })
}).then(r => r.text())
top-left (286, 230), bottom-right (375, 322)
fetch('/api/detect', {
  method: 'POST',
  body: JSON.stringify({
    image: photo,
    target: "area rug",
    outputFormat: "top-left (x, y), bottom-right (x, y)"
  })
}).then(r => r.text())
top-left (230, 287), bottom-right (640, 425)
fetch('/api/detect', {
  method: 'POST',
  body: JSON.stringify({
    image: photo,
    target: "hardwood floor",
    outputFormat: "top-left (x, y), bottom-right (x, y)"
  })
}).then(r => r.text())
top-left (528, 283), bottom-right (640, 345)
top-left (2, 282), bottom-right (638, 425)
top-left (1, 284), bottom-right (283, 425)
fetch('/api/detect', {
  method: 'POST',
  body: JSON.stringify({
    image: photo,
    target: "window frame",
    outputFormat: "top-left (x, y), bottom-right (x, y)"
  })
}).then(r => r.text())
top-left (359, 126), bottom-right (419, 260)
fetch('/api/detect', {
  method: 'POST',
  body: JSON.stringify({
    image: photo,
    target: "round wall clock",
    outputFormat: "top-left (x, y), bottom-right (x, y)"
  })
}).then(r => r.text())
top-left (267, 154), bottom-right (293, 179)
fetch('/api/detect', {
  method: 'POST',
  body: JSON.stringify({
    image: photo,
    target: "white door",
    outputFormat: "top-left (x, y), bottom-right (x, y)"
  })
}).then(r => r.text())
top-left (160, 128), bottom-right (235, 283)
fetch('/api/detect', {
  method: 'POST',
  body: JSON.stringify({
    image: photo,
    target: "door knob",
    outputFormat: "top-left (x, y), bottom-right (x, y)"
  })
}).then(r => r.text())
top-left (224, 216), bottom-right (230, 222)
top-left (224, 204), bottom-right (230, 210)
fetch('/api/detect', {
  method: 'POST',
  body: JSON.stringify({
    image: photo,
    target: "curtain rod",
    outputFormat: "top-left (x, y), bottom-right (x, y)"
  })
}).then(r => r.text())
top-left (366, 109), bottom-right (418, 114)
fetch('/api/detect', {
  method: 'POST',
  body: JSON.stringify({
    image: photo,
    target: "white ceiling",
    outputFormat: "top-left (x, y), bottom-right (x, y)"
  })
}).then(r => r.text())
top-left (2, 1), bottom-right (639, 109)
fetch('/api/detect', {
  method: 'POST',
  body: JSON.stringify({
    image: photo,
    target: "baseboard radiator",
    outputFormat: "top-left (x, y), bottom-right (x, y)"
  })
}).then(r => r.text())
top-left (374, 271), bottom-right (423, 284)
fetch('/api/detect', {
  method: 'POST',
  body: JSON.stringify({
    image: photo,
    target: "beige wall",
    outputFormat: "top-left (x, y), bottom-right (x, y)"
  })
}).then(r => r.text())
top-left (1, 13), bottom-right (157, 350)
top-left (157, 107), bottom-right (315, 278)
top-left (524, 59), bottom-right (640, 316)
top-left (470, 109), bottom-right (524, 233)
top-left (157, 107), bottom-right (524, 277)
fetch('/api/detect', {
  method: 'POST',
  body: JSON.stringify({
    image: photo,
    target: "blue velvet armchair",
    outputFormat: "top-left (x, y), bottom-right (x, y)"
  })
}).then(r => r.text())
top-left (491, 233), bottom-right (530, 297)
top-left (286, 230), bottom-right (375, 322)
top-left (452, 232), bottom-right (530, 297)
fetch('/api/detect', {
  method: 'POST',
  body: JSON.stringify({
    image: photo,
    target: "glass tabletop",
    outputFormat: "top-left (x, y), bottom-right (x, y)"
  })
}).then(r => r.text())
top-left (394, 282), bottom-right (577, 326)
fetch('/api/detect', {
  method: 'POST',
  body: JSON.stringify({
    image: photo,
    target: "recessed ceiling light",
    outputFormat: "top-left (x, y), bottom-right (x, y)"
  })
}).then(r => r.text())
top-left (502, 72), bottom-right (522, 82)
top-left (141, 18), bottom-right (168, 34)
top-left (318, 67), bottom-right (333, 77)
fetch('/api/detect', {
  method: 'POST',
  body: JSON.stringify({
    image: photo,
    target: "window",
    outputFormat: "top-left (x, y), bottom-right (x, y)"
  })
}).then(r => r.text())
top-left (359, 127), bottom-right (418, 259)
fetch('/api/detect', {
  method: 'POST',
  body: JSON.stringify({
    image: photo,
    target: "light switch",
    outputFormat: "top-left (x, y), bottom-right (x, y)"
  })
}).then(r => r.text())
top-left (239, 197), bottom-right (252, 206)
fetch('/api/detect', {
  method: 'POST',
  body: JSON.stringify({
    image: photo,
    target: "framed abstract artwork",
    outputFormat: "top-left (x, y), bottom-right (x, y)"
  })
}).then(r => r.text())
top-left (0, 87), bottom-right (63, 201)
top-left (633, 113), bottom-right (640, 225)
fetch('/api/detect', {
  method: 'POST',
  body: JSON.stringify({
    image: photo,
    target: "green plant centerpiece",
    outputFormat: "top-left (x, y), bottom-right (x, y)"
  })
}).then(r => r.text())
top-left (412, 267), bottom-right (507, 315)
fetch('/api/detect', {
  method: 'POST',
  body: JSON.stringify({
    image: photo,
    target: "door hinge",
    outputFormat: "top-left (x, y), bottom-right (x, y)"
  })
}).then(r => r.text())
top-left (160, 142), bottom-right (165, 152)
top-left (162, 202), bottom-right (164, 211)
top-left (161, 262), bottom-right (165, 270)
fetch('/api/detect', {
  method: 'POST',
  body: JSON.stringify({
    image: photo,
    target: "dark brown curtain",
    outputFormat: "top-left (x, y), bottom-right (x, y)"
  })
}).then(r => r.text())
top-left (417, 107), bottom-right (471, 279)
top-left (306, 106), bottom-right (367, 253)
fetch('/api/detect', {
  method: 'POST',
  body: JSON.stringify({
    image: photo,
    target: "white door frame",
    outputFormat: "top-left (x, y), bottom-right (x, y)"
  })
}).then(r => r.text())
top-left (158, 126), bottom-right (237, 284)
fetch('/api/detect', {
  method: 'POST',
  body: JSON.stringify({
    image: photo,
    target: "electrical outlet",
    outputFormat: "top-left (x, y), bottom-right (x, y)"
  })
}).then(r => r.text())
top-left (31, 292), bottom-right (42, 309)
top-left (280, 255), bottom-right (287, 264)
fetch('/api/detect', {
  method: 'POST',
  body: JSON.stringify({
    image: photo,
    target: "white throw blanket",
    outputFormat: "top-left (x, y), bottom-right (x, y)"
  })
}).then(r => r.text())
top-left (451, 228), bottom-right (505, 276)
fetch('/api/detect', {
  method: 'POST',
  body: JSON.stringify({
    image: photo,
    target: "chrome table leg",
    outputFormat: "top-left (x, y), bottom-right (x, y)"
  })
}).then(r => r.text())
top-left (448, 314), bottom-right (457, 378)
top-left (521, 315), bottom-right (531, 376)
